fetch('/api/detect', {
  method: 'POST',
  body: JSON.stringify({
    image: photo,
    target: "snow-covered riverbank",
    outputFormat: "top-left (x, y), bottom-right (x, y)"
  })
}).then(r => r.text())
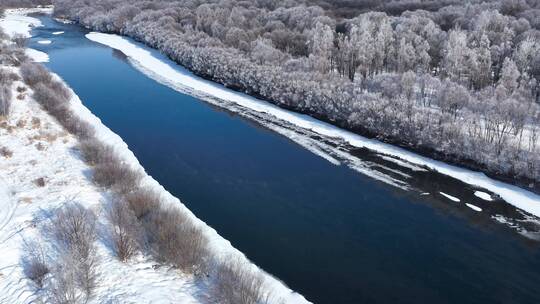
top-left (0, 66), bottom-right (205, 303)
top-left (0, 7), bottom-right (50, 62)
top-left (0, 9), bottom-right (309, 304)
top-left (86, 31), bottom-right (540, 219)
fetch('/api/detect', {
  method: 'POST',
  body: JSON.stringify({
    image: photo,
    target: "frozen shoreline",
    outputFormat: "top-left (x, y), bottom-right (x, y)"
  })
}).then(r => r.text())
top-left (86, 31), bottom-right (540, 218)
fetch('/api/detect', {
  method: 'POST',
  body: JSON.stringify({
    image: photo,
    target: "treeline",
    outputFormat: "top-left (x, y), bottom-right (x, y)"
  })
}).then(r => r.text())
top-left (53, 0), bottom-right (540, 190)
top-left (0, 0), bottom-right (50, 8)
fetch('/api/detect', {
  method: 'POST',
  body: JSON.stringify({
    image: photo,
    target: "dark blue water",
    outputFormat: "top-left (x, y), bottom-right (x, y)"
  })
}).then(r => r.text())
top-left (31, 16), bottom-right (540, 304)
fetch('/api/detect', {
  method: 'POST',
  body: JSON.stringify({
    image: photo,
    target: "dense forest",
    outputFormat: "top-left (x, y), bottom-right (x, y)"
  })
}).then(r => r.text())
top-left (51, 0), bottom-right (540, 190)
top-left (0, 0), bottom-right (49, 7)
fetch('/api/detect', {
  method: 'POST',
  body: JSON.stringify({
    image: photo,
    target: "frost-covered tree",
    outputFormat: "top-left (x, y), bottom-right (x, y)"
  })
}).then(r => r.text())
top-left (51, 0), bottom-right (540, 186)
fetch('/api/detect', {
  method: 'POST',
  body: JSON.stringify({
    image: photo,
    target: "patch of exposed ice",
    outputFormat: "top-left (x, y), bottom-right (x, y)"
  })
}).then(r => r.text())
top-left (465, 203), bottom-right (482, 212)
top-left (38, 40), bottom-right (52, 44)
top-left (85, 32), bottom-right (540, 218)
top-left (492, 214), bottom-right (540, 241)
top-left (474, 191), bottom-right (493, 201)
top-left (25, 48), bottom-right (49, 62)
top-left (439, 192), bottom-right (460, 202)
top-left (268, 123), bottom-right (341, 165)
top-left (0, 7), bottom-right (51, 38)
top-left (379, 155), bottom-right (428, 172)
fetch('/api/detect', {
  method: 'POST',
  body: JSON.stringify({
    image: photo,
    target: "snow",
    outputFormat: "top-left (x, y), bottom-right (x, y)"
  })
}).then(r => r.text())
top-left (474, 191), bottom-right (493, 201)
top-left (466, 203), bottom-right (482, 212)
top-left (52, 31), bottom-right (64, 35)
top-left (0, 7), bottom-right (52, 37)
top-left (0, 8), bottom-right (51, 63)
top-left (0, 11), bottom-right (41, 38)
top-left (25, 48), bottom-right (49, 62)
top-left (85, 32), bottom-right (540, 218)
top-left (37, 39), bottom-right (52, 44)
top-left (439, 192), bottom-right (461, 202)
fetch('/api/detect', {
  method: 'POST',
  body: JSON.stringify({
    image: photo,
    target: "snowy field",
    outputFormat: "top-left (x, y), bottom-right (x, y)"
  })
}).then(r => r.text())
top-left (85, 32), bottom-right (540, 219)
top-left (0, 9), bottom-right (308, 304)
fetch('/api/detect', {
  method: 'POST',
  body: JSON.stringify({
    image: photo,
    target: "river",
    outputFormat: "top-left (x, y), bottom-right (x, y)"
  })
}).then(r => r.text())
top-left (29, 15), bottom-right (540, 304)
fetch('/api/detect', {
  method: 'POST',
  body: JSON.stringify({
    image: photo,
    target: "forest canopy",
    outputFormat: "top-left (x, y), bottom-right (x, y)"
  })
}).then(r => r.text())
top-left (52, 0), bottom-right (540, 189)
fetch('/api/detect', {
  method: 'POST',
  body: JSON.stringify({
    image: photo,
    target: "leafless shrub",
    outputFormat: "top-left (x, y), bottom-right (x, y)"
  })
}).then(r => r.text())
top-left (20, 62), bottom-right (52, 87)
top-left (47, 262), bottom-right (80, 304)
top-left (12, 33), bottom-right (27, 48)
top-left (51, 203), bottom-right (97, 259)
top-left (31, 116), bottom-right (41, 129)
top-left (125, 186), bottom-right (161, 219)
top-left (22, 241), bottom-right (50, 288)
top-left (33, 82), bottom-right (68, 117)
top-left (212, 257), bottom-right (271, 304)
top-left (17, 119), bottom-right (26, 128)
top-left (62, 115), bottom-right (95, 140)
top-left (35, 177), bottom-right (46, 187)
top-left (32, 81), bottom-right (94, 140)
top-left (35, 142), bottom-right (46, 151)
top-left (92, 160), bottom-right (142, 193)
top-left (47, 79), bottom-right (72, 101)
top-left (78, 138), bottom-right (116, 166)
top-left (16, 86), bottom-right (26, 93)
top-left (0, 68), bottom-right (20, 84)
top-left (0, 84), bottom-right (12, 117)
top-left (107, 198), bottom-right (142, 261)
top-left (0, 146), bottom-right (13, 157)
top-left (144, 206), bottom-right (209, 275)
top-left (0, 44), bottom-right (27, 66)
top-left (50, 203), bottom-right (98, 298)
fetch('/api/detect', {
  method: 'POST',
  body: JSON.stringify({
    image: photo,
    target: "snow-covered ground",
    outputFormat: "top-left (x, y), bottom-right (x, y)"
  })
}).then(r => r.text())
top-left (0, 8), bottom-right (50, 62)
top-left (0, 9), bottom-right (309, 304)
top-left (86, 31), bottom-right (540, 219)
top-left (0, 68), bottom-right (203, 303)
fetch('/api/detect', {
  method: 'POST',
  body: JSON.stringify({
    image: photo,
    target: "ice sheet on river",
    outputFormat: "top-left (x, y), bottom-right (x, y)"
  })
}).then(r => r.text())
top-left (86, 32), bottom-right (540, 218)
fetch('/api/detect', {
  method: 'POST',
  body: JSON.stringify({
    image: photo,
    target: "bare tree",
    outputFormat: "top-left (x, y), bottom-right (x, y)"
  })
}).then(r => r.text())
top-left (212, 256), bottom-right (272, 304)
top-left (107, 197), bottom-right (142, 261)
top-left (125, 186), bottom-right (162, 219)
top-left (50, 203), bottom-right (98, 299)
top-left (0, 84), bottom-right (11, 117)
top-left (22, 240), bottom-right (50, 288)
top-left (144, 206), bottom-right (210, 275)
